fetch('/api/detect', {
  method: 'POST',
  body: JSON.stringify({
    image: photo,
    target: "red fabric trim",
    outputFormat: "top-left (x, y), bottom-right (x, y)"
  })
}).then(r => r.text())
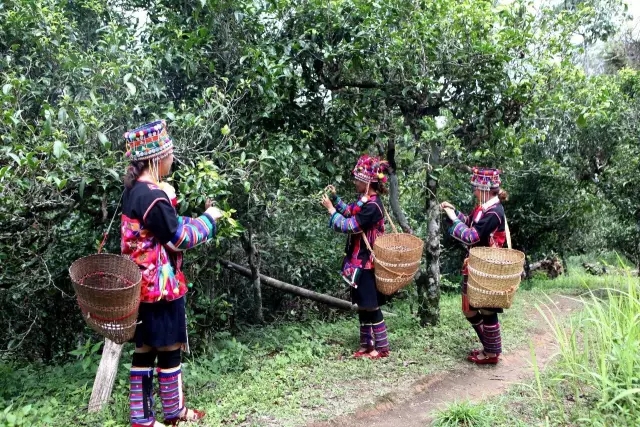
top-left (142, 197), bottom-right (170, 223)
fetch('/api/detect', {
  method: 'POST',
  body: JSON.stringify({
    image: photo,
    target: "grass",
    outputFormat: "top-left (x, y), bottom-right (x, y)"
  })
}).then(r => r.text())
top-left (0, 286), bottom-right (545, 427)
top-left (433, 255), bottom-right (640, 427)
top-left (0, 258), bottom-right (629, 427)
top-left (432, 401), bottom-right (495, 427)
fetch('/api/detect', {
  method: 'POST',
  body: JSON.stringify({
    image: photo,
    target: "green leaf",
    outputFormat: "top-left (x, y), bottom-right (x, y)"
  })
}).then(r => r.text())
top-left (123, 73), bottom-right (132, 83)
top-left (79, 178), bottom-right (86, 199)
top-left (125, 82), bottom-right (136, 96)
top-left (8, 153), bottom-right (20, 165)
top-left (58, 107), bottom-right (67, 124)
top-left (221, 124), bottom-right (231, 136)
top-left (78, 123), bottom-right (86, 141)
top-left (107, 169), bottom-right (120, 180)
top-left (44, 110), bottom-right (52, 135)
top-left (98, 132), bottom-right (110, 148)
top-left (53, 140), bottom-right (64, 158)
top-left (2, 84), bottom-right (11, 95)
top-left (576, 113), bottom-right (587, 128)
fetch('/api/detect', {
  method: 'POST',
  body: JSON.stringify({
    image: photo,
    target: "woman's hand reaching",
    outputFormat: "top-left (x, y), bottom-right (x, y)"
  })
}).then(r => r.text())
top-left (321, 194), bottom-right (336, 215)
top-left (324, 184), bottom-right (337, 196)
top-left (443, 207), bottom-right (457, 222)
top-left (205, 199), bottom-right (224, 221)
top-left (439, 201), bottom-right (455, 211)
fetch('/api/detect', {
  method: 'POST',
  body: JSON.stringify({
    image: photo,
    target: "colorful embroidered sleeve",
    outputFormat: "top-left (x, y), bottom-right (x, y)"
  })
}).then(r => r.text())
top-left (449, 219), bottom-right (480, 245)
top-left (166, 214), bottom-right (216, 252)
top-left (449, 209), bottom-right (501, 246)
top-left (332, 195), bottom-right (356, 217)
top-left (455, 210), bottom-right (469, 225)
top-left (329, 202), bottom-right (382, 234)
top-left (329, 211), bottom-right (361, 233)
top-left (143, 194), bottom-right (216, 251)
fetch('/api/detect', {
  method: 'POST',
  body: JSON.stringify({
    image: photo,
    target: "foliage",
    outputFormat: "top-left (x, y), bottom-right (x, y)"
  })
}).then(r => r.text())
top-left (461, 270), bottom-right (640, 427)
top-left (0, 0), bottom-right (639, 359)
top-left (432, 400), bottom-right (494, 427)
top-left (0, 289), bottom-right (543, 426)
top-left (539, 271), bottom-right (640, 425)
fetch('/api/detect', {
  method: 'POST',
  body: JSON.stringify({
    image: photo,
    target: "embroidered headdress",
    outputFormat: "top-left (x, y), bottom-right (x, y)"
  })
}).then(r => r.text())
top-left (124, 120), bottom-right (174, 161)
top-left (470, 167), bottom-right (501, 191)
top-left (352, 154), bottom-right (389, 184)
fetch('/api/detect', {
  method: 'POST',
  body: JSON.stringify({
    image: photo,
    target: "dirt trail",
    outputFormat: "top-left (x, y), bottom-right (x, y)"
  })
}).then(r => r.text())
top-left (308, 295), bottom-right (582, 427)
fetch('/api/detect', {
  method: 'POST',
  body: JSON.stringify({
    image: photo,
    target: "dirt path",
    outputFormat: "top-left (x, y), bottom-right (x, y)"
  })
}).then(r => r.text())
top-left (308, 295), bottom-right (582, 427)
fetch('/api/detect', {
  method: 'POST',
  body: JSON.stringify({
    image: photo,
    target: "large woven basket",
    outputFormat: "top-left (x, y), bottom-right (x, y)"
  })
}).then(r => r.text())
top-left (69, 254), bottom-right (142, 344)
top-left (467, 218), bottom-right (525, 309)
top-left (372, 233), bottom-right (423, 295)
top-left (361, 209), bottom-right (424, 295)
top-left (467, 275), bottom-right (519, 309)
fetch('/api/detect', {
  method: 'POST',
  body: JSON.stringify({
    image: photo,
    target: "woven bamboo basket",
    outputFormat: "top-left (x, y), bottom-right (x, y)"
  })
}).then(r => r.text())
top-left (467, 217), bottom-right (525, 309)
top-left (69, 254), bottom-right (142, 344)
top-left (362, 209), bottom-right (424, 295)
top-left (467, 275), bottom-right (519, 309)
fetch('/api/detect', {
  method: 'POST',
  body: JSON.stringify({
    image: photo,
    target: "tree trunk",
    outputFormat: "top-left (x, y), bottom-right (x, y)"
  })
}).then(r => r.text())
top-left (241, 227), bottom-right (263, 323)
top-left (386, 139), bottom-right (413, 234)
top-left (88, 339), bottom-right (123, 412)
top-left (417, 168), bottom-right (441, 326)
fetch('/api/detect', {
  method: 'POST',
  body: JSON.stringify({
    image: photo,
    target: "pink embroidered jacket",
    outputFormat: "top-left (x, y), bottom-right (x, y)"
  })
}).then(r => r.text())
top-left (120, 181), bottom-right (216, 303)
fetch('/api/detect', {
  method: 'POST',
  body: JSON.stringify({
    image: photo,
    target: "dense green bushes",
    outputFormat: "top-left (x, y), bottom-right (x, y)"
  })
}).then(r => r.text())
top-left (1, 0), bottom-right (639, 361)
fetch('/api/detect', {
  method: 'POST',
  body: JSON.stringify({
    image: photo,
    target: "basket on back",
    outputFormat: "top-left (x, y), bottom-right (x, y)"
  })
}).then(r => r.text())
top-left (69, 254), bottom-right (142, 344)
top-left (467, 218), bottom-right (525, 309)
top-left (372, 233), bottom-right (423, 295)
top-left (362, 210), bottom-right (424, 295)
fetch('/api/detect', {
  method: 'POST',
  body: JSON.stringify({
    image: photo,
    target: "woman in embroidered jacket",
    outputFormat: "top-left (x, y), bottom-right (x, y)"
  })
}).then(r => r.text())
top-left (320, 155), bottom-right (391, 360)
top-left (121, 120), bottom-right (222, 427)
top-left (440, 167), bottom-right (508, 365)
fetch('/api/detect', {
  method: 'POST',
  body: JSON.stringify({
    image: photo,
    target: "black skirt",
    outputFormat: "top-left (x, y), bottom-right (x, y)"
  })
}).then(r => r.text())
top-left (351, 269), bottom-right (387, 309)
top-left (132, 297), bottom-right (188, 348)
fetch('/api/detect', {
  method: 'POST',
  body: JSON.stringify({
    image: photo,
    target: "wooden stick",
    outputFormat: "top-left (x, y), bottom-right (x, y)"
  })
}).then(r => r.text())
top-left (88, 338), bottom-right (123, 412)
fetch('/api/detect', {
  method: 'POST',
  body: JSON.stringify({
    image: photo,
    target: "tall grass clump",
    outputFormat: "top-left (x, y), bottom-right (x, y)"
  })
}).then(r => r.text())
top-left (540, 271), bottom-right (640, 424)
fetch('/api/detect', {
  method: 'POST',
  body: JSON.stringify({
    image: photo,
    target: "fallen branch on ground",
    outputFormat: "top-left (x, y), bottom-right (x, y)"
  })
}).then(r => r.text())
top-left (219, 259), bottom-right (396, 316)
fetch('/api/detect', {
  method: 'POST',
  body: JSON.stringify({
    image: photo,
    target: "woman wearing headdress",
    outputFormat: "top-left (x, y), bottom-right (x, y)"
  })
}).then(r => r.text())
top-left (121, 120), bottom-right (222, 426)
top-left (320, 155), bottom-right (391, 360)
top-left (440, 167), bottom-right (508, 365)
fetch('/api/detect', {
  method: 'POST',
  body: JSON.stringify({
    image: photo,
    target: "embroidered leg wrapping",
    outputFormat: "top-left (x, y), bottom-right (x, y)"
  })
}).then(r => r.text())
top-left (482, 313), bottom-right (502, 355)
top-left (358, 311), bottom-right (374, 349)
top-left (465, 313), bottom-right (486, 348)
top-left (157, 349), bottom-right (184, 421)
top-left (130, 351), bottom-right (157, 426)
top-left (372, 309), bottom-right (390, 352)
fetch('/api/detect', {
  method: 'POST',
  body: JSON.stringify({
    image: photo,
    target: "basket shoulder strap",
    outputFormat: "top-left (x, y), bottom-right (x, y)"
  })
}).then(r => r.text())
top-left (382, 205), bottom-right (398, 234)
top-left (360, 232), bottom-right (375, 257)
top-left (504, 215), bottom-right (512, 250)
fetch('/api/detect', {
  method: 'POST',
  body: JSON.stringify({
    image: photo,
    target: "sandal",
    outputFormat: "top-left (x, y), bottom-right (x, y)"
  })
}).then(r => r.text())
top-left (362, 350), bottom-right (389, 360)
top-left (165, 408), bottom-right (206, 425)
top-left (353, 347), bottom-right (374, 358)
top-left (468, 352), bottom-right (499, 365)
top-left (468, 348), bottom-right (482, 357)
